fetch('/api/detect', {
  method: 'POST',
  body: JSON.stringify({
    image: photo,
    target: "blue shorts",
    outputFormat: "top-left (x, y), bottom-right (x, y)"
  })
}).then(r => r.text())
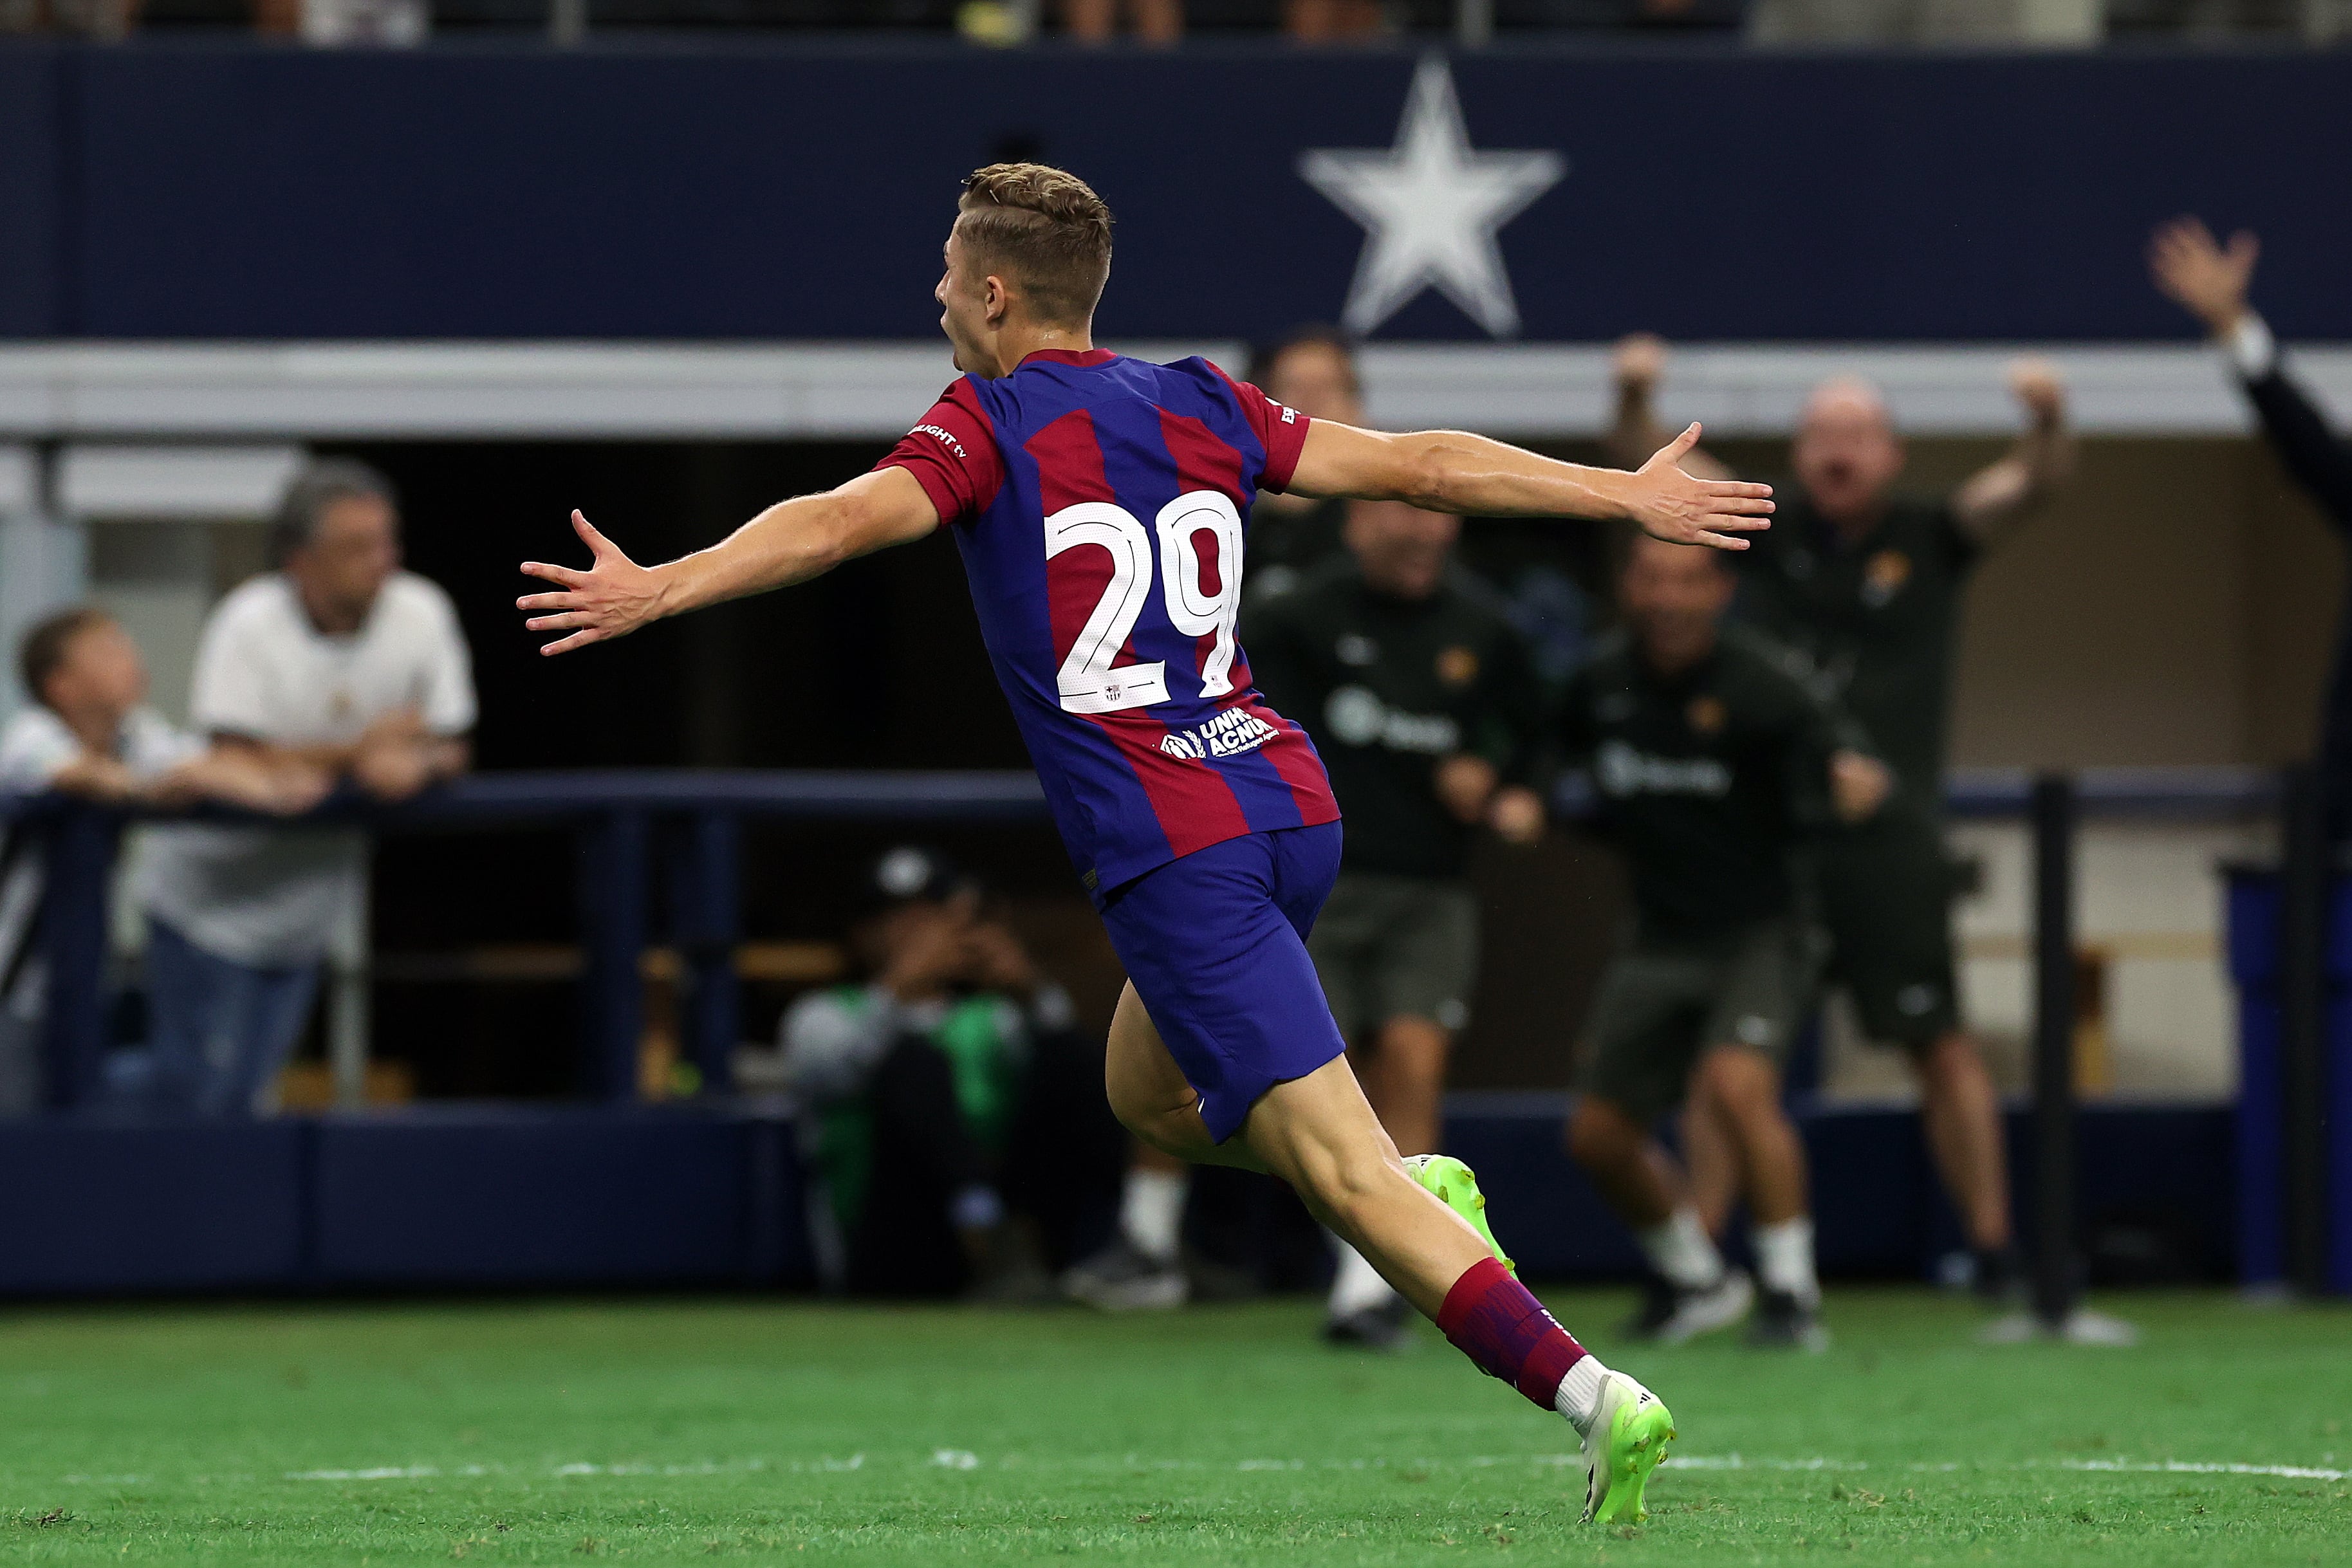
top-left (1097, 822), bottom-right (1347, 1144)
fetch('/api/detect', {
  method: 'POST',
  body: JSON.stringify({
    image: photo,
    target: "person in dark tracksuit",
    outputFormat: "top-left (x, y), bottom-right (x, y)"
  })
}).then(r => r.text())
top-left (2152, 217), bottom-right (2352, 836)
top-left (1243, 497), bottom-right (1548, 1346)
top-left (1555, 533), bottom-right (1891, 1351)
top-left (1608, 334), bottom-right (2075, 1301)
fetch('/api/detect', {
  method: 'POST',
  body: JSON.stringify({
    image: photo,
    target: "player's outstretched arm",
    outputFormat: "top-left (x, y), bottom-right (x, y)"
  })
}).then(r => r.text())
top-left (517, 467), bottom-right (940, 656)
top-left (1285, 420), bottom-right (1771, 550)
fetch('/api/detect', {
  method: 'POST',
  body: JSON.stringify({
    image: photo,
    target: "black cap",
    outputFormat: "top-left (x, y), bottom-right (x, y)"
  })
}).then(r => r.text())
top-left (864, 845), bottom-right (977, 911)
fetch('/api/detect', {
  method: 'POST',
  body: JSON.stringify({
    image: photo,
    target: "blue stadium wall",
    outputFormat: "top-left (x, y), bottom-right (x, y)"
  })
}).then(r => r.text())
top-left (0, 42), bottom-right (2347, 344)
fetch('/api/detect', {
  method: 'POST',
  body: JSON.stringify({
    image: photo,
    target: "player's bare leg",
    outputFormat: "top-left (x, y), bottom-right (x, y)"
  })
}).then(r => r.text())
top-left (1359, 1016), bottom-right (1447, 1159)
top-left (1568, 1096), bottom-right (1750, 1344)
top-left (1914, 1029), bottom-right (2015, 1290)
top-left (1326, 1015), bottom-right (1451, 1345)
top-left (1692, 1045), bottom-right (1825, 1349)
top-left (1106, 982), bottom-right (1674, 1523)
top-left (1680, 1095), bottom-right (1741, 1238)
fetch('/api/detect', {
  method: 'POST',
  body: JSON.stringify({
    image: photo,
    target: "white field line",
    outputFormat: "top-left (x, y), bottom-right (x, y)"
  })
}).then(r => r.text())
top-left (250, 1452), bottom-right (2347, 1484)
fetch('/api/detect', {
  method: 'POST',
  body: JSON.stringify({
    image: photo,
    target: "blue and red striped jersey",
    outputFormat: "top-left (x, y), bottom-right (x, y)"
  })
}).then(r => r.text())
top-left (877, 347), bottom-right (1342, 896)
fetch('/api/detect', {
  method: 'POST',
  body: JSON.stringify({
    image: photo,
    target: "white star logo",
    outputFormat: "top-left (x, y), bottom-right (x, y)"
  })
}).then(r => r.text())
top-left (1299, 57), bottom-right (1566, 340)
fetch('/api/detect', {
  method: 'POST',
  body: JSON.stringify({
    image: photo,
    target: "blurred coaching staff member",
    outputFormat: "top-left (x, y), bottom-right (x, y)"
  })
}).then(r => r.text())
top-left (1559, 534), bottom-right (1890, 1351)
top-left (2151, 218), bottom-right (2352, 837)
top-left (1243, 497), bottom-right (1547, 1347)
top-left (1611, 337), bottom-right (2075, 1298)
top-left (134, 460), bottom-right (474, 1116)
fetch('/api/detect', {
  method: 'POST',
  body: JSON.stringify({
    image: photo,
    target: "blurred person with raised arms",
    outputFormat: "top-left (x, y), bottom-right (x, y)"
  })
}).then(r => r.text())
top-left (518, 163), bottom-right (1775, 1524)
top-left (0, 609), bottom-right (324, 1114)
top-left (2151, 217), bottom-right (2352, 837)
top-left (1556, 533), bottom-right (1889, 1350)
top-left (134, 459), bottom-right (473, 1116)
top-left (1610, 336), bottom-right (2073, 1300)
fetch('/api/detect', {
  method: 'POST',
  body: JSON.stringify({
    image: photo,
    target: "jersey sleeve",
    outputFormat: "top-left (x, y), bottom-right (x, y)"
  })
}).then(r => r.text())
top-left (872, 380), bottom-right (1005, 528)
top-left (1208, 364), bottom-right (1312, 493)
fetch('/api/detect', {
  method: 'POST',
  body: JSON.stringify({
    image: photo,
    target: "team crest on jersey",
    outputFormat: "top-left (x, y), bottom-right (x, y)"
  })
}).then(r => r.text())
top-left (1862, 549), bottom-right (1912, 607)
top-left (1160, 706), bottom-right (1279, 761)
top-left (1436, 645), bottom-right (1479, 687)
top-left (1685, 695), bottom-right (1727, 735)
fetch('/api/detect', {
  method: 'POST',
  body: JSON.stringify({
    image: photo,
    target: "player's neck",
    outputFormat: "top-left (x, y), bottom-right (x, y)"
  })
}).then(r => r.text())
top-left (980, 320), bottom-right (1095, 378)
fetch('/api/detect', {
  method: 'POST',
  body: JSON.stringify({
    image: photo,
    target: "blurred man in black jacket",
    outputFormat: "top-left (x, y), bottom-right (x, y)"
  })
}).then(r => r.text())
top-left (2152, 217), bottom-right (2352, 836)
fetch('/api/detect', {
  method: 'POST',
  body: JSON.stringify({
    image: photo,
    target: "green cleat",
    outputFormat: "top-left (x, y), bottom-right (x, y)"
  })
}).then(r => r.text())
top-left (1404, 1154), bottom-right (1514, 1274)
top-left (1580, 1369), bottom-right (1676, 1526)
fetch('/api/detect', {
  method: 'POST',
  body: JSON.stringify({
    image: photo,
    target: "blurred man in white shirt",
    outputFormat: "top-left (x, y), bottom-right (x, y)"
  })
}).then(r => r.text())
top-left (135, 459), bottom-right (475, 1116)
top-left (0, 607), bottom-right (322, 1114)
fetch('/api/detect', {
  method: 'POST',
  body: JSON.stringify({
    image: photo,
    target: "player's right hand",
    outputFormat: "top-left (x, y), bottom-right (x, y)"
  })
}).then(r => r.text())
top-left (1628, 425), bottom-right (1773, 551)
top-left (518, 511), bottom-right (665, 656)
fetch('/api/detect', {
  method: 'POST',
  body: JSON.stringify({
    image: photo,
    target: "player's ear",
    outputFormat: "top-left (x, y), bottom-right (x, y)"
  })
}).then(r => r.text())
top-left (981, 272), bottom-right (1013, 326)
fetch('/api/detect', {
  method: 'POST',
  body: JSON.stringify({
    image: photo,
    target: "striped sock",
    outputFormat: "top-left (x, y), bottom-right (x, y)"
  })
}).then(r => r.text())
top-left (1436, 1256), bottom-right (1589, 1411)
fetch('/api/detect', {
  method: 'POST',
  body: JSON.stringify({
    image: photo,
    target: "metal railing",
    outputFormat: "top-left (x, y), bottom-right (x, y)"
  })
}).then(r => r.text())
top-left (4, 762), bottom-right (2326, 1317)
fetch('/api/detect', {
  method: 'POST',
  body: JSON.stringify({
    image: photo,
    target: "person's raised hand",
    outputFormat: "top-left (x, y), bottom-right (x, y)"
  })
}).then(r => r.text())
top-left (2008, 357), bottom-right (2066, 429)
top-left (2149, 217), bottom-right (2258, 338)
top-left (965, 921), bottom-right (1039, 1002)
top-left (519, 512), bottom-right (665, 656)
top-left (1627, 424), bottom-right (1773, 550)
top-left (1613, 333), bottom-right (1668, 400)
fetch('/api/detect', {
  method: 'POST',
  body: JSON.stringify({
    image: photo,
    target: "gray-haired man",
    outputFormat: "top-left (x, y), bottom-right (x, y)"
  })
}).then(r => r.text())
top-left (134, 459), bottom-right (474, 1115)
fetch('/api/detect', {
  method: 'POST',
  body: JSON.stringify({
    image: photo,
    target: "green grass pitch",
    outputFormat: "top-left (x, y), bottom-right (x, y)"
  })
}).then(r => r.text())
top-left (3, 1289), bottom-right (2346, 1565)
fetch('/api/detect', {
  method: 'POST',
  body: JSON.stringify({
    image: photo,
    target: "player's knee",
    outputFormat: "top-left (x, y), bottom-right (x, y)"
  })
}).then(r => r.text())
top-left (1698, 1046), bottom-right (1781, 1120)
top-left (1918, 1029), bottom-right (1981, 1089)
top-left (1376, 1017), bottom-right (1450, 1085)
top-left (1566, 1097), bottom-right (1636, 1169)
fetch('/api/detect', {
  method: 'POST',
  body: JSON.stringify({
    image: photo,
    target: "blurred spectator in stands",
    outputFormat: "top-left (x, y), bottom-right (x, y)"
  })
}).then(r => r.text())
top-left (780, 845), bottom-right (1122, 1299)
top-left (0, 609), bottom-right (324, 1116)
top-left (250, 0), bottom-right (426, 45)
top-left (1748, 0), bottom-right (2100, 42)
top-left (133, 459), bottom-right (472, 1118)
top-left (1283, 0), bottom-right (1381, 39)
top-left (0, 0), bottom-right (139, 36)
top-left (1611, 336), bottom-right (2074, 1299)
top-left (2153, 217), bottom-right (2352, 835)
top-left (1243, 327), bottom-right (1366, 607)
top-left (1066, 0), bottom-right (1180, 43)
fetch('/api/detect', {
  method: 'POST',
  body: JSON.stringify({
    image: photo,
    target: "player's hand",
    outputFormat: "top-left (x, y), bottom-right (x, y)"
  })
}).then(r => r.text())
top-left (1829, 749), bottom-right (1893, 824)
top-left (1627, 425), bottom-right (1773, 551)
top-left (1486, 785), bottom-right (1545, 847)
top-left (2149, 217), bottom-right (2258, 338)
top-left (519, 511), bottom-right (665, 656)
top-left (1612, 333), bottom-right (1667, 399)
top-left (2008, 358), bottom-right (2066, 429)
top-left (1433, 753), bottom-right (1499, 825)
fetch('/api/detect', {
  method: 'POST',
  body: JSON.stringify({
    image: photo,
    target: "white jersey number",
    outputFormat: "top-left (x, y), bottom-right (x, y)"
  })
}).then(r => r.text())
top-left (1046, 490), bottom-right (1245, 715)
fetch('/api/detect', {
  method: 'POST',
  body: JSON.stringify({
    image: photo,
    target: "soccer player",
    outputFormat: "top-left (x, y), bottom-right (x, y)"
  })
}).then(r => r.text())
top-left (1243, 497), bottom-right (1548, 1347)
top-left (1610, 335), bottom-right (2074, 1299)
top-left (517, 163), bottom-right (1773, 1523)
top-left (1558, 535), bottom-right (1889, 1349)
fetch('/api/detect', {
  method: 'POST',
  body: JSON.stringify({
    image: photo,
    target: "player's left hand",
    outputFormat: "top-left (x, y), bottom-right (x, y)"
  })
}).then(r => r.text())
top-left (1628, 425), bottom-right (1773, 551)
top-left (2008, 358), bottom-right (2066, 428)
top-left (519, 511), bottom-right (665, 656)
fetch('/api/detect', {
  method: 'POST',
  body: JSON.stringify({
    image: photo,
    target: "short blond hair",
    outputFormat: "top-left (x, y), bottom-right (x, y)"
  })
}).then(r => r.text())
top-left (956, 163), bottom-right (1114, 327)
